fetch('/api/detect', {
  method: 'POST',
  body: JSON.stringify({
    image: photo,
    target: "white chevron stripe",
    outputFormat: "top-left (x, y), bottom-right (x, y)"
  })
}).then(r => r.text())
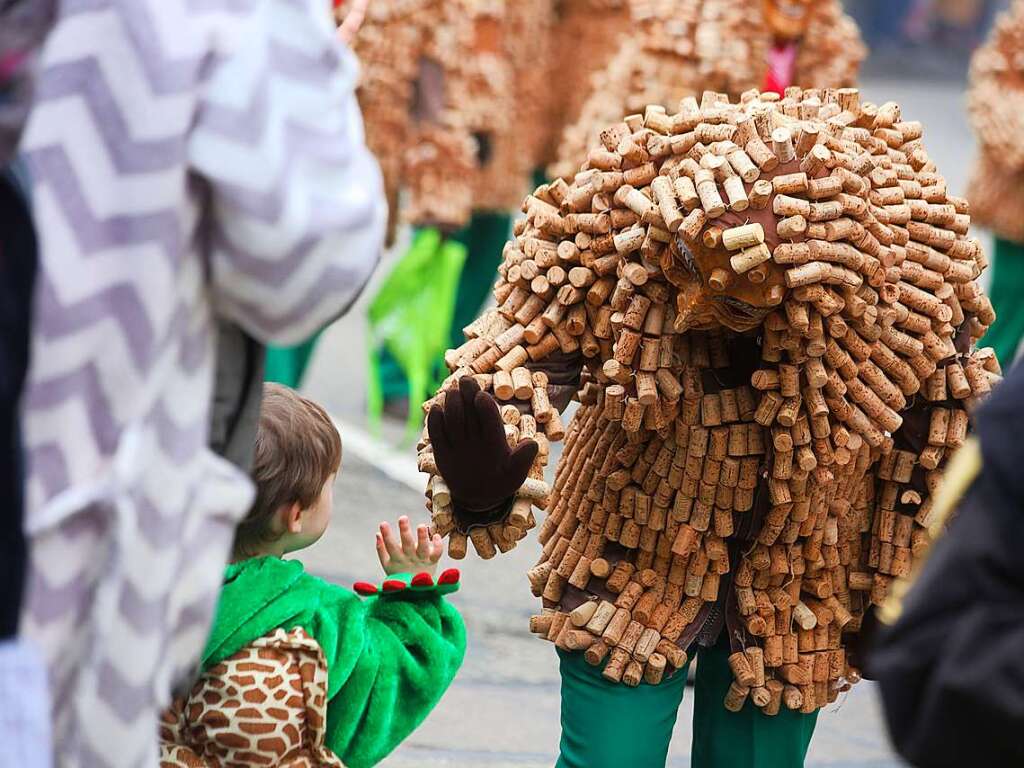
top-left (30, 185), bottom-right (178, 308)
top-left (33, 11), bottom-right (195, 142)
top-left (29, 99), bottom-right (185, 217)
top-left (140, 0), bottom-right (247, 62)
top-left (25, 403), bottom-right (107, 502)
top-left (80, 691), bottom-right (156, 768)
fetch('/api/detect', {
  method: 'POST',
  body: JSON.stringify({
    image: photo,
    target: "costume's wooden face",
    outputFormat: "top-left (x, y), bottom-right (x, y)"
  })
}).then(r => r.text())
top-left (668, 220), bottom-right (786, 334)
top-left (763, 0), bottom-right (815, 40)
top-left (664, 161), bottom-right (807, 335)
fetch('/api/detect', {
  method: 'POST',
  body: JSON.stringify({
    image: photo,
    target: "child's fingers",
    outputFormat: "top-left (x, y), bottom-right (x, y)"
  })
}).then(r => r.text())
top-left (415, 525), bottom-right (431, 560)
top-left (398, 515), bottom-right (417, 553)
top-left (430, 533), bottom-right (444, 562)
top-left (380, 521), bottom-right (402, 560)
top-left (375, 532), bottom-right (390, 568)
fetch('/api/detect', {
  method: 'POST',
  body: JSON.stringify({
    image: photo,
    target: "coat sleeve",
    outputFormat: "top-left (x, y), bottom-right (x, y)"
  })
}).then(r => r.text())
top-left (187, 0), bottom-right (386, 346)
top-left (312, 581), bottom-right (466, 768)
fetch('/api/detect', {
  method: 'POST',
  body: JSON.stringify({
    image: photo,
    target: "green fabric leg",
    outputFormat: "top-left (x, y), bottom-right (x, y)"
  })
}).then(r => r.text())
top-left (446, 211), bottom-right (510, 350)
top-left (265, 333), bottom-right (321, 389)
top-left (556, 640), bottom-right (818, 768)
top-left (378, 347), bottom-right (407, 401)
top-left (691, 640), bottom-right (818, 768)
top-left (556, 648), bottom-right (690, 768)
top-left (982, 237), bottom-right (1024, 368)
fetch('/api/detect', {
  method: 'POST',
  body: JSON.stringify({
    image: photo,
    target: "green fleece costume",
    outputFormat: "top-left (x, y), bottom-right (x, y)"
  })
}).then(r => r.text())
top-left (202, 557), bottom-right (466, 768)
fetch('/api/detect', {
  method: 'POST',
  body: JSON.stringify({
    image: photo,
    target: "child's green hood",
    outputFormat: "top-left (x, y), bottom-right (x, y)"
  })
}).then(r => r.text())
top-left (201, 556), bottom-right (323, 669)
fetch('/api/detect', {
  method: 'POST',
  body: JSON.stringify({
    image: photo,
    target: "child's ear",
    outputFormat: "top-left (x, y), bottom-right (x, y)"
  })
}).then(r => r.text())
top-left (284, 502), bottom-right (304, 534)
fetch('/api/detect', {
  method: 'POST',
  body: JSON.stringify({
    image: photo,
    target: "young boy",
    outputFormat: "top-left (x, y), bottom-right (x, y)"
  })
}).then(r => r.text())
top-left (197, 384), bottom-right (466, 768)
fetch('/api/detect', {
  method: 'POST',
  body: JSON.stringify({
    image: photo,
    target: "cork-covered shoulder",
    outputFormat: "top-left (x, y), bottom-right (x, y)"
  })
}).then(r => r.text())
top-left (549, 0), bottom-right (865, 180)
top-left (967, 0), bottom-right (1024, 167)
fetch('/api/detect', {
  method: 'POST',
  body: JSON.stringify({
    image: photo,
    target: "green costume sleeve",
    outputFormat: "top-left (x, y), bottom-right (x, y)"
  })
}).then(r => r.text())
top-left (311, 569), bottom-right (467, 768)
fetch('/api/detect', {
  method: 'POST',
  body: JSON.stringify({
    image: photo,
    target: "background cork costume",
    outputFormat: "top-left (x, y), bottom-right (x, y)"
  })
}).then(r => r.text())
top-left (965, 0), bottom-right (1024, 243)
top-left (549, 0), bottom-right (865, 180)
top-left (418, 86), bottom-right (1000, 713)
top-left (344, 0), bottom-right (554, 236)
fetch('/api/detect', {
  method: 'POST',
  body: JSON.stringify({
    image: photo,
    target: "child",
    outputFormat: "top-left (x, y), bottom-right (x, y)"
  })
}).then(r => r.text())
top-left (186, 384), bottom-right (465, 768)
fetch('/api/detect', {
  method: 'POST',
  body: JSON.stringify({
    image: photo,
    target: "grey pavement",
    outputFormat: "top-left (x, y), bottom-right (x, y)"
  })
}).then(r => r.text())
top-left (293, 74), bottom-right (981, 767)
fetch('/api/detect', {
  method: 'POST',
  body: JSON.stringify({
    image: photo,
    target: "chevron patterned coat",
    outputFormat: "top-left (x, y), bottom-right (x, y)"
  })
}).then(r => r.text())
top-left (18, 1), bottom-right (385, 764)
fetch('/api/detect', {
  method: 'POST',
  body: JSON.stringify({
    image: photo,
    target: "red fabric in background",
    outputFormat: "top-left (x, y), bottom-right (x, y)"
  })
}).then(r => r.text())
top-left (763, 42), bottom-right (798, 95)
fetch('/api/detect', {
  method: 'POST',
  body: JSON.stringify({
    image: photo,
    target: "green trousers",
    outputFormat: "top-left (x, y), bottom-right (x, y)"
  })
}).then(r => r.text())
top-left (265, 332), bottom-right (321, 389)
top-left (557, 641), bottom-right (818, 768)
top-left (982, 237), bottom-right (1024, 369)
top-left (380, 212), bottom-right (510, 400)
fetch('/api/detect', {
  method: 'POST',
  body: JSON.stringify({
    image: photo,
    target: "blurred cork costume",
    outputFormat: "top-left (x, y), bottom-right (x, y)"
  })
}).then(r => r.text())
top-left (550, 0), bottom-right (865, 180)
top-left (966, 0), bottom-right (1024, 367)
top-left (418, 86), bottom-right (999, 767)
top-left (346, 0), bottom-right (563, 419)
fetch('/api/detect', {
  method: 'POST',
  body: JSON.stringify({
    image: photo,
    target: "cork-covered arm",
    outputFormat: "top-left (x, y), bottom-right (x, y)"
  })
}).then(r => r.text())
top-left (868, 366), bottom-right (1024, 768)
top-left (847, 230), bottom-right (1001, 615)
top-left (418, 169), bottom-right (679, 558)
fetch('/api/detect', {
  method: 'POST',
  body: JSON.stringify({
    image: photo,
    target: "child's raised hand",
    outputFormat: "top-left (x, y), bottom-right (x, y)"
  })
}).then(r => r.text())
top-left (376, 516), bottom-right (444, 577)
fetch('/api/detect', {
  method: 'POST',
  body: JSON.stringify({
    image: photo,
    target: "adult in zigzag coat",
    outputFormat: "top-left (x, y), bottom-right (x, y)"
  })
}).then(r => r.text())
top-left (550, 0), bottom-right (866, 181)
top-left (17, 1), bottom-right (386, 764)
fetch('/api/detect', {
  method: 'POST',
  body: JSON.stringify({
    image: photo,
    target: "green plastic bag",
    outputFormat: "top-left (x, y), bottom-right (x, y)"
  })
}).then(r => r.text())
top-left (367, 228), bottom-right (467, 440)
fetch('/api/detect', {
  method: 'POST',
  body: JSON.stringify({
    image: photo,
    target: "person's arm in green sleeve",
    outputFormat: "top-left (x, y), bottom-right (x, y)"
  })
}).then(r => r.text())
top-left (313, 570), bottom-right (466, 768)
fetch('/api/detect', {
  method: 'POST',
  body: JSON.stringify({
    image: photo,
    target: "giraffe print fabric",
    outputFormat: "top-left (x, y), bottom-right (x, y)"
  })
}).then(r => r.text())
top-left (159, 628), bottom-right (346, 768)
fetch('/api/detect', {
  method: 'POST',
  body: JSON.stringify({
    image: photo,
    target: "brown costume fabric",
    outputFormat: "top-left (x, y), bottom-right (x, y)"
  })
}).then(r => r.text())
top-left (159, 628), bottom-right (345, 768)
top-left (419, 87), bottom-right (999, 713)
top-left (966, 0), bottom-right (1024, 243)
top-left (549, 0), bottom-right (865, 179)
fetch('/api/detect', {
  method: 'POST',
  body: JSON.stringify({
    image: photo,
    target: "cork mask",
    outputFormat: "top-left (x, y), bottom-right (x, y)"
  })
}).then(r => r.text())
top-left (763, 0), bottom-right (815, 41)
top-left (667, 160), bottom-right (807, 334)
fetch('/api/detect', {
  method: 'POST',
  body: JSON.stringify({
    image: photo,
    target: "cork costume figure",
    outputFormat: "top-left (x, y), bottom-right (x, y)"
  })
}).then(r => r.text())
top-left (549, 0), bottom-right (865, 180)
top-left (353, 0), bottom-right (562, 420)
top-left (966, 0), bottom-right (1024, 367)
top-left (419, 88), bottom-right (998, 767)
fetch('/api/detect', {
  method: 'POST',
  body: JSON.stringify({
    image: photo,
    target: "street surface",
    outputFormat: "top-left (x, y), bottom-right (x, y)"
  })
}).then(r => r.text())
top-left (297, 76), bottom-right (982, 767)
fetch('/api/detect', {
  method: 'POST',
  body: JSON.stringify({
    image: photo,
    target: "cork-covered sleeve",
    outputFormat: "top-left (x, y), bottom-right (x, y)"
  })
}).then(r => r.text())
top-left (417, 165), bottom-right (682, 559)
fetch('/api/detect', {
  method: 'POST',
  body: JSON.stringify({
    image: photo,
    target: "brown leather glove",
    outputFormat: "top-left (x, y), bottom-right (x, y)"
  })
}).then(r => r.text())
top-left (428, 377), bottom-right (538, 529)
